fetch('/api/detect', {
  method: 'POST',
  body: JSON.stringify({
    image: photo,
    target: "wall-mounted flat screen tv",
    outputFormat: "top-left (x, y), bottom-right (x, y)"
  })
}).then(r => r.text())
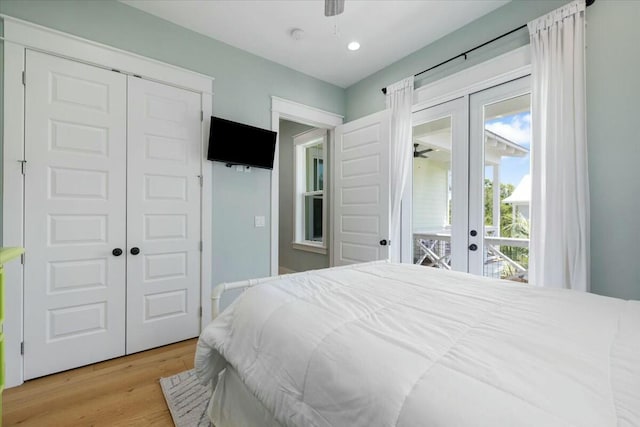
top-left (207, 116), bottom-right (277, 169)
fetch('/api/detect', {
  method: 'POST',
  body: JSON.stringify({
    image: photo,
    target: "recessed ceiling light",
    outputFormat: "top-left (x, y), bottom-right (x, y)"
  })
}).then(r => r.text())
top-left (347, 41), bottom-right (360, 51)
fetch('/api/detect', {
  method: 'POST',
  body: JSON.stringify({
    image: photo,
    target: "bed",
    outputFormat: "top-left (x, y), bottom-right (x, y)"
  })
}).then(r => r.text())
top-left (195, 261), bottom-right (640, 427)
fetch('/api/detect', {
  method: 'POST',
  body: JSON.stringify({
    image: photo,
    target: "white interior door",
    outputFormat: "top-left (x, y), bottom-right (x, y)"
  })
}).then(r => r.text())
top-left (126, 77), bottom-right (202, 353)
top-left (23, 50), bottom-right (127, 379)
top-left (333, 110), bottom-right (391, 266)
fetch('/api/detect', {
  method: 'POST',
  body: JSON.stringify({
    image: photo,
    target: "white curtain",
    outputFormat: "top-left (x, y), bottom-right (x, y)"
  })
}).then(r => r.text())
top-left (528, 0), bottom-right (589, 291)
top-left (385, 77), bottom-right (414, 263)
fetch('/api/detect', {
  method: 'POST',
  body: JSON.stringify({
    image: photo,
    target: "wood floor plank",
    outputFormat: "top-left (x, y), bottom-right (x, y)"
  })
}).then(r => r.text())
top-left (3, 338), bottom-right (197, 426)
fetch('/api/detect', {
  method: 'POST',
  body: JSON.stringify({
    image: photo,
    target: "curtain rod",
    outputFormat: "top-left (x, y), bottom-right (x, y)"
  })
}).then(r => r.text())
top-left (381, 0), bottom-right (595, 95)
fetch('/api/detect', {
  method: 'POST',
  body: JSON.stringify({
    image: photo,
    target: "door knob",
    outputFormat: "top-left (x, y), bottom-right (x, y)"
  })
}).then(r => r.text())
top-left (130, 247), bottom-right (140, 255)
top-left (469, 244), bottom-right (478, 251)
top-left (112, 248), bottom-right (123, 256)
top-left (470, 230), bottom-right (477, 237)
top-left (379, 239), bottom-right (388, 246)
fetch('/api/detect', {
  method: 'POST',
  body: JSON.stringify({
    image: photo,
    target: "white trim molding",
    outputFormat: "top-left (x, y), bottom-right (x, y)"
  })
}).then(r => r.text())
top-left (272, 97), bottom-right (343, 127)
top-left (2, 40), bottom-right (27, 390)
top-left (270, 97), bottom-right (343, 276)
top-left (2, 16), bottom-right (214, 388)
top-left (0, 15), bottom-right (213, 94)
top-left (291, 242), bottom-right (328, 255)
top-left (293, 128), bottom-right (328, 252)
top-left (200, 94), bottom-right (214, 327)
top-left (412, 45), bottom-right (531, 112)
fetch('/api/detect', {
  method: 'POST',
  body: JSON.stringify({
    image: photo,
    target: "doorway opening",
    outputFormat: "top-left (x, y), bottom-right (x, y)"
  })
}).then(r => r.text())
top-left (278, 119), bottom-right (329, 274)
top-left (269, 97), bottom-right (343, 275)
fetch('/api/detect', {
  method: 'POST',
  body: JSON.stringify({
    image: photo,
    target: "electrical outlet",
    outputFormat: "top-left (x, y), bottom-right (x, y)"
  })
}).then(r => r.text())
top-left (236, 165), bottom-right (244, 172)
top-left (254, 216), bottom-right (266, 227)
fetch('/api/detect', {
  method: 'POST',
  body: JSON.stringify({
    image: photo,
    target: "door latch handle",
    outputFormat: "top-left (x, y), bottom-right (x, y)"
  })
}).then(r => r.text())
top-left (379, 239), bottom-right (388, 246)
top-left (112, 248), bottom-right (123, 256)
top-left (130, 247), bottom-right (140, 255)
top-left (468, 244), bottom-right (478, 251)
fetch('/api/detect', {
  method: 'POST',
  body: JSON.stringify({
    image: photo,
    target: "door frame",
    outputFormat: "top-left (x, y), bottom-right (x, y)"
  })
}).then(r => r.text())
top-left (270, 97), bottom-right (343, 274)
top-left (2, 15), bottom-right (214, 388)
top-left (402, 44), bottom-right (532, 264)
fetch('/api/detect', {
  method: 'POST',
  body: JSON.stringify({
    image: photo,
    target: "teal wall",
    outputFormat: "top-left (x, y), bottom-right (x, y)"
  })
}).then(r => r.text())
top-left (585, 1), bottom-right (640, 300)
top-left (345, 0), bottom-right (640, 300)
top-left (0, 0), bottom-right (345, 286)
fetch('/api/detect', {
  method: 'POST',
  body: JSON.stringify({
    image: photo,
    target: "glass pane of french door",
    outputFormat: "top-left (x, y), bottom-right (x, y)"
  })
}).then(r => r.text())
top-left (408, 98), bottom-right (468, 272)
top-left (469, 76), bottom-right (532, 282)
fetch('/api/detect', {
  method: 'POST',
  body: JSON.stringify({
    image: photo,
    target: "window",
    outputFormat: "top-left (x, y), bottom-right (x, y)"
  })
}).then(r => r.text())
top-left (293, 128), bottom-right (327, 253)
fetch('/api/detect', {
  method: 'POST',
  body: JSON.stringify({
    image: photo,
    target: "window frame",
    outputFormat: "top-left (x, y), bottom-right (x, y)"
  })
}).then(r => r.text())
top-left (293, 128), bottom-right (328, 254)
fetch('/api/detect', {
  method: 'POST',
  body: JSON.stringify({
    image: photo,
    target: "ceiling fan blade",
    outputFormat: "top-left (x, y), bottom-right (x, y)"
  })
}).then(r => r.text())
top-left (325, 0), bottom-right (345, 16)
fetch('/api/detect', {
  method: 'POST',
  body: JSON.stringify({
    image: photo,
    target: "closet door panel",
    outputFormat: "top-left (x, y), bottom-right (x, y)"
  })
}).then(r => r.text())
top-left (23, 50), bottom-right (127, 379)
top-left (126, 77), bottom-right (202, 353)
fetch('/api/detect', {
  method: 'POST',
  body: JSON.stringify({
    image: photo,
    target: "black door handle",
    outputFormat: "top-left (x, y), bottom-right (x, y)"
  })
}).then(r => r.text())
top-left (469, 244), bottom-right (478, 251)
top-left (379, 239), bottom-right (388, 246)
top-left (112, 248), bottom-right (123, 256)
top-left (470, 230), bottom-right (477, 237)
top-left (130, 247), bottom-right (140, 255)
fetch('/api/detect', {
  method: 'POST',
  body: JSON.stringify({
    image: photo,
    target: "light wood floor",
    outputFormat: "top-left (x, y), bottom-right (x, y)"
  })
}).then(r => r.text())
top-left (3, 338), bottom-right (197, 426)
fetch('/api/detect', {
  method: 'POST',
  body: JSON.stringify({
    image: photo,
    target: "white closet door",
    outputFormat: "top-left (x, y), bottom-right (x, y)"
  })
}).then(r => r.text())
top-left (333, 110), bottom-right (391, 266)
top-left (126, 77), bottom-right (202, 353)
top-left (23, 50), bottom-right (127, 379)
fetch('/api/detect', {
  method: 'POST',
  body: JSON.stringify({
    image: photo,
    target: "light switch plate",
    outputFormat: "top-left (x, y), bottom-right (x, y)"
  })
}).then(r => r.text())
top-left (254, 216), bottom-right (266, 227)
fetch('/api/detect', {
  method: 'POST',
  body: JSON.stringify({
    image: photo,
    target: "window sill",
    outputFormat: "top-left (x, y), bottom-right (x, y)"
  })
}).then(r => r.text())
top-left (292, 242), bottom-right (327, 255)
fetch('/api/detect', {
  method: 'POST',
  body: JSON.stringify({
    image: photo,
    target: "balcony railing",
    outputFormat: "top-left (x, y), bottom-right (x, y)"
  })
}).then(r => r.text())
top-left (414, 232), bottom-right (529, 282)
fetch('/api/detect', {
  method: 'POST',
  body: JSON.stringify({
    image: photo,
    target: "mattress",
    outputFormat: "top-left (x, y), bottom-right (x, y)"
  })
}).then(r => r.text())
top-left (196, 261), bottom-right (640, 427)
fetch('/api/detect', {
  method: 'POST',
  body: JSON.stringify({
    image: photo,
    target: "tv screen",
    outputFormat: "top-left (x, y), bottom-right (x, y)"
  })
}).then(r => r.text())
top-left (207, 116), bottom-right (277, 169)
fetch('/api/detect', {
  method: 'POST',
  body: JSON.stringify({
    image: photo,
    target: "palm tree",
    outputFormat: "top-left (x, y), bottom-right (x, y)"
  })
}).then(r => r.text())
top-left (484, 179), bottom-right (530, 279)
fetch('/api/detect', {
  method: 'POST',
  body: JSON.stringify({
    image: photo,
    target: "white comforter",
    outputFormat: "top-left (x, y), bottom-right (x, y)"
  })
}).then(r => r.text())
top-left (196, 261), bottom-right (640, 427)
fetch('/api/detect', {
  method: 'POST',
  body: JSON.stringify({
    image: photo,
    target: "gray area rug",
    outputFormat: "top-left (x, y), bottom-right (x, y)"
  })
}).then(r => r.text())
top-left (160, 369), bottom-right (213, 427)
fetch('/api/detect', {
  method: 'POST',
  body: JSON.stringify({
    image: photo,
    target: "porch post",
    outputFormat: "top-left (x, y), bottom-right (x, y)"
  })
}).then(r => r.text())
top-left (493, 164), bottom-right (501, 236)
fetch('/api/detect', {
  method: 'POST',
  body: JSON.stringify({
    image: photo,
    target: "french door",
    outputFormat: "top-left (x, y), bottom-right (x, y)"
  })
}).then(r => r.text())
top-left (407, 76), bottom-right (532, 281)
top-left (469, 77), bottom-right (532, 280)
top-left (408, 97), bottom-right (468, 271)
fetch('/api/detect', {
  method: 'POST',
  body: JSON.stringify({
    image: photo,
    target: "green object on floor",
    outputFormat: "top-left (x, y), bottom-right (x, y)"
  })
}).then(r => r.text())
top-left (0, 247), bottom-right (25, 426)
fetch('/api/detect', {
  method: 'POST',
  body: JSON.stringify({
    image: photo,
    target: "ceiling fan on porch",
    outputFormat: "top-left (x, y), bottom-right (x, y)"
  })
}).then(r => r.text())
top-left (325, 0), bottom-right (345, 16)
top-left (414, 143), bottom-right (434, 159)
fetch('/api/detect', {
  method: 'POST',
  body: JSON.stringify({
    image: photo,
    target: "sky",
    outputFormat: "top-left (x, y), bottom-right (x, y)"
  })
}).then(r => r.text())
top-left (485, 111), bottom-right (531, 187)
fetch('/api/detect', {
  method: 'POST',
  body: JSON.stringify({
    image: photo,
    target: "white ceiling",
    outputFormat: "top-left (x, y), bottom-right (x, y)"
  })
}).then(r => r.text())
top-left (121, 0), bottom-right (509, 88)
